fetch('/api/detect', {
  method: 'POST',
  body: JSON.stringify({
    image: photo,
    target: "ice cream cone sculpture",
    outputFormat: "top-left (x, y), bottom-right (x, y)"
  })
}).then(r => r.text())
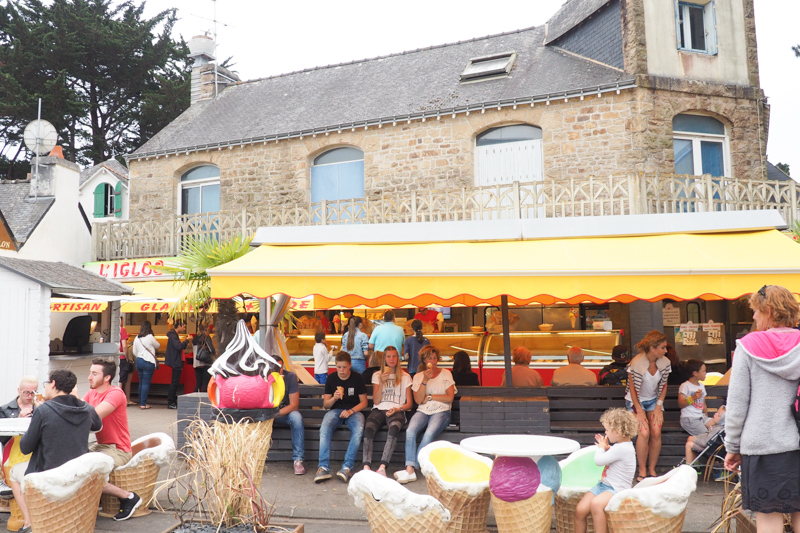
top-left (489, 456), bottom-right (553, 533)
top-left (207, 320), bottom-right (285, 409)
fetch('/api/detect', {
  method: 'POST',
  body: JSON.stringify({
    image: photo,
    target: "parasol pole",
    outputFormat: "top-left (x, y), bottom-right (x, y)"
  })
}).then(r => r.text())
top-left (501, 295), bottom-right (513, 386)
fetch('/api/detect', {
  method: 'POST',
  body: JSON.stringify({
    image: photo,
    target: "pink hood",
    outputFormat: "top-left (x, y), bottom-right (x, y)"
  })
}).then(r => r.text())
top-left (738, 329), bottom-right (800, 380)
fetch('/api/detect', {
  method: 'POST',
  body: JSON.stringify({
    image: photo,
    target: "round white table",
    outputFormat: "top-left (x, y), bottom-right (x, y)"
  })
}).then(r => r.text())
top-left (0, 417), bottom-right (31, 436)
top-left (461, 434), bottom-right (579, 461)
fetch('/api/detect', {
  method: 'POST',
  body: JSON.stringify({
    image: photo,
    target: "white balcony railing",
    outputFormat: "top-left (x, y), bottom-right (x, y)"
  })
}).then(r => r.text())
top-left (92, 173), bottom-right (799, 261)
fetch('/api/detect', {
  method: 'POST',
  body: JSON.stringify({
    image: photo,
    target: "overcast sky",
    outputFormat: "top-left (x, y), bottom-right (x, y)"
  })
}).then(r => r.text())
top-left (143, 0), bottom-right (800, 179)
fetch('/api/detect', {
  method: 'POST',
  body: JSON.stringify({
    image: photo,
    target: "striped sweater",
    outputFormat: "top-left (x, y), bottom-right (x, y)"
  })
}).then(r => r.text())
top-left (625, 354), bottom-right (671, 402)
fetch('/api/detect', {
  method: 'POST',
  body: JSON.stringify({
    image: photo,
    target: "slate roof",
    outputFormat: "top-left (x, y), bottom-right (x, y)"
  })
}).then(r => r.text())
top-left (0, 181), bottom-right (54, 244)
top-left (546, 0), bottom-right (611, 44)
top-left (0, 256), bottom-right (132, 295)
top-left (131, 20), bottom-right (634, 159)
top-left (79, 159), bottom-right (129, 188)
top-left (767, 162), bottom-right (793, 182)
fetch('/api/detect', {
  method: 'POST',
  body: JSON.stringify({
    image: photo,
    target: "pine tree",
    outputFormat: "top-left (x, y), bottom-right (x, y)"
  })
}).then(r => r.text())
top-left (0, 0), bottom-right (190, 178)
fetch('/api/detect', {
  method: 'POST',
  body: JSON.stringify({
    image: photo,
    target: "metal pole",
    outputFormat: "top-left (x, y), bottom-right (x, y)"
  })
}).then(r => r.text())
top-left (33, 98), bottom-right (41, 200)
top-left (501, 294), bottom-right (513, 387)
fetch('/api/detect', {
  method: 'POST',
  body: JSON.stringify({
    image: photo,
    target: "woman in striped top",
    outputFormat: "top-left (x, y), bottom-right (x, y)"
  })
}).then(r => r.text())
top-left (624, 330), bottom-right (671, 481)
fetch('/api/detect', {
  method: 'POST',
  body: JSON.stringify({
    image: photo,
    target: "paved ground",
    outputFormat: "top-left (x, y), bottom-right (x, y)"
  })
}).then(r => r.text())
top-left (1, 402), bottom-right (729, 532)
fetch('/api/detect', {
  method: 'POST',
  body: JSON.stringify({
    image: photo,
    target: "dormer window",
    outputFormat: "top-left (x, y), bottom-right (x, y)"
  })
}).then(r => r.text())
top-left (460, 52), bottom-right (516, 82)
top-left (676, 1), bottom-right (717, 55)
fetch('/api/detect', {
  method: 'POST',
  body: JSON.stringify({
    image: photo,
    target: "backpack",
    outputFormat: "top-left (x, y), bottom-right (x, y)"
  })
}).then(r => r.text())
top-left (599, 365), bottom-right (628, 387)
top-left (195, 335), bottom-right (216, 365)
top-left (793, 383), bottom-right (800, 422)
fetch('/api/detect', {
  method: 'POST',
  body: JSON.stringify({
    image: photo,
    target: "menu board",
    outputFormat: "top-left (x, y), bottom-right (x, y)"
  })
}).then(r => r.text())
top-left (663, 304), bottom-right (681, 326)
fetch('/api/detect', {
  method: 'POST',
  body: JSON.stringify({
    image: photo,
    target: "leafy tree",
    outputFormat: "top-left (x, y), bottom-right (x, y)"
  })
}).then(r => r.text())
top-left (0, 0), bottom-right (190, 178)
top-left (777, 162), bottom-right (790, 177)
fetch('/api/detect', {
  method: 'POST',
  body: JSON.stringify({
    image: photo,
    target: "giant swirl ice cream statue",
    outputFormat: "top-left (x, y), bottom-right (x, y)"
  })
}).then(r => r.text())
top-left (207, 319), bottom-right (285, 419)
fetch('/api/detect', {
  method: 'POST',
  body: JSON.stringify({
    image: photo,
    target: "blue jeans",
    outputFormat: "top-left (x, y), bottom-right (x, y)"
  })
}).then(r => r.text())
top-left (315, 373), bottom-right (328, 385)
top-left (590, 481), bottom-right (616, 495)
top-left (318, 409), bottom-right (365, 471)
top-left (405, 410), bottom-right (451, 468)
top-left (626, 397), bottom-right (658, 413)
top-left (135, 358), bottom-right (156, 406)
top-left (274, 411), bottom-right (305, 462)
top-left (350, 359), bottom-right (366, 374)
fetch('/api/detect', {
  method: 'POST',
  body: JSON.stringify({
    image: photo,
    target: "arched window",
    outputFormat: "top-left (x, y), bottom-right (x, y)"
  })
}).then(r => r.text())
top-left (475, 124), bottom-right (543, 186)
top-left (180, 165), bottom-right (220, 215)
top-left (673, 114), bottom-right (728, 177)
top-left (93, 182), bottom-right (121, 218)
top-left (310, 147), bottom-right (364, 202)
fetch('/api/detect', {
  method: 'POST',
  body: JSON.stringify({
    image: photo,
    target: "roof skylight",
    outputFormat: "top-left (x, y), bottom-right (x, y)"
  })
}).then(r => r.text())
top-left (460, 52), bottom-right (517, 82)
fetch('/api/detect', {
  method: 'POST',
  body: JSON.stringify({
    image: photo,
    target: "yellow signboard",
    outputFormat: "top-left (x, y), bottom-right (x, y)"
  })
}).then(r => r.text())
top-left (51, 300), bottom-right (108, 313)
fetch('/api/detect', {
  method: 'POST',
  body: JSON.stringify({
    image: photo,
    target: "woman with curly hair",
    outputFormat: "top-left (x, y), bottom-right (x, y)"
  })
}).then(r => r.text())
top-left (725, 285), bottom-right (800, 533)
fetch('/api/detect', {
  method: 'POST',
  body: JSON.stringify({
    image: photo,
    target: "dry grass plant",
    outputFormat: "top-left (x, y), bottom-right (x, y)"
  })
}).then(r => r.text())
top-left (709, 479), bottom-right (792, 533)
top-left (153, 414), bottom-right (275, 530)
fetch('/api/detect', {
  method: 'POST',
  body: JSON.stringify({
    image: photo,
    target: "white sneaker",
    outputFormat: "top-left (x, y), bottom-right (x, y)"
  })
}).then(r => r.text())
top-left (394, 470), bottom-right (417, 484)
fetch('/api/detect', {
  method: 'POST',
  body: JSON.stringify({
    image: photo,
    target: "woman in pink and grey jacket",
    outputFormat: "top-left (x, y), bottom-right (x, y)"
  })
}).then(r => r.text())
top-left (725, 285), bottom-right (800, 533)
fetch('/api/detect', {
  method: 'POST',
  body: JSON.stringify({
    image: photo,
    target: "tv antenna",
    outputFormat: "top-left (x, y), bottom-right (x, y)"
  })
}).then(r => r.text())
top-left (22, 98), bottom-right (58, 201)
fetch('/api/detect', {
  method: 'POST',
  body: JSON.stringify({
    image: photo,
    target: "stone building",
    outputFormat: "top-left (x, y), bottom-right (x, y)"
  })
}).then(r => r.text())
top-left (124, 0), bottom-right (768, 223)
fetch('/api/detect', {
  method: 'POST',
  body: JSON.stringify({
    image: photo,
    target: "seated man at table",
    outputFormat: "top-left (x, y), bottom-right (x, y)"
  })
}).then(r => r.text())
top-left (551, 346), bottom-right (598, 386)
top-left (84, 359), bottom-right (142, 521)
top-left (500, 346), bottom-right (544, 387)
top-left (12, 370), bottom-right (102, 533)
top-left (0, 376), bottom-right (38, 496)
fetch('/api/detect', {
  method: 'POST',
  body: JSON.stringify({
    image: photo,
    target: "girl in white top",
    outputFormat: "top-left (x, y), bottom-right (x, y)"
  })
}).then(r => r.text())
top-left (362, 346), bottom-right (412, 476)
top-left (131, 320), bottom-right (161, 409)
top-left (312, 332), bottom-right (337, 384)
top-left (575, 408), bottom-right (638, 533)
top-left (678, 359), bottom-right (717, 436)
top-left (394, 345), bottom-right (456, 484)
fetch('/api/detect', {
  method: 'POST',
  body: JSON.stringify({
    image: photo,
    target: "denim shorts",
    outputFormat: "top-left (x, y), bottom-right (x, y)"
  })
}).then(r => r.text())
top-left (590, 481), bottom-right (616, 496)
top-left (626, 397), bottom-right (658, 413)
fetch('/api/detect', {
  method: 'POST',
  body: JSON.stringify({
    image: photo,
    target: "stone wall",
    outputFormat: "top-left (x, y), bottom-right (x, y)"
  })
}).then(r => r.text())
top-left (128, 85), bottom-right (767, 220)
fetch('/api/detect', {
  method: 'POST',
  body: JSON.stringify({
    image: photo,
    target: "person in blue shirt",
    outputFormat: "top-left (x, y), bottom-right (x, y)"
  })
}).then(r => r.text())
top-left (369, 311), bottom-right (405, 363)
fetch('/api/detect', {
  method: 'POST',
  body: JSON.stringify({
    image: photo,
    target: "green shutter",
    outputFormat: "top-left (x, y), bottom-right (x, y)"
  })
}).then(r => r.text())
top-left (93, 184), bottom-right (105, 217)
top-left (114, 181), bottom-right (122, 217)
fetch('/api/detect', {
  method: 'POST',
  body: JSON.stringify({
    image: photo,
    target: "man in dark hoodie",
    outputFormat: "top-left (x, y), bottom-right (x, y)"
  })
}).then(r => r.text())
top-left (10, 369), bottom-right (102, 533)
top-left (166, 320), bottom-right (190, 409)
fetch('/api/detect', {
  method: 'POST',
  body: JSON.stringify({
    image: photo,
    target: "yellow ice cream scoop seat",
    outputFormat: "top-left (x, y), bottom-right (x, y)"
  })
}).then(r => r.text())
top-left (429, 448), bottom-right (491, 484)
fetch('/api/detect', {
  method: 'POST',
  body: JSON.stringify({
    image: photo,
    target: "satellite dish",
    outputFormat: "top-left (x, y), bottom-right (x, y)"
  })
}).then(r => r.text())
top-left (23, 120), bottom-right (58, 155)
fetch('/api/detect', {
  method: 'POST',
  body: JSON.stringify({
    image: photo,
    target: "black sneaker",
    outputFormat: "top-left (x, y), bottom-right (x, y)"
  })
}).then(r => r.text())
top-left (167, 404), bottom-right (177, 410)
top-left (0, 479), bottom-right (12, 497)
top-left (114, 493), bottom-right (142, 521)
top-left (314, 467), bottom-right (331, 483)
top-left (336, 467), bottom-right (353, 483)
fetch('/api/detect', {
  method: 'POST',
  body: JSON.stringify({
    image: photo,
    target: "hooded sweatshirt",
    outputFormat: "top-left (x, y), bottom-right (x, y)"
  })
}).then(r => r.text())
top-left (724, 329), bottom-right (800, 455)
top-left (20, 394), bottom-right (102, 475)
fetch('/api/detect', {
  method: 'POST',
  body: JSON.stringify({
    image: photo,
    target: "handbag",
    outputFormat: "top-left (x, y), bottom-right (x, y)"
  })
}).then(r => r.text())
top-left (135, 336), bottom-right (159, 369)
top-left (195, 335), bottom-right (216, 365)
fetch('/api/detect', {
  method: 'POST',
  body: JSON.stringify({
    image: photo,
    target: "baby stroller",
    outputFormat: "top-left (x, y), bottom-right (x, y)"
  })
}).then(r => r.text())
top-left (679, 425), bottom-right (732, 482)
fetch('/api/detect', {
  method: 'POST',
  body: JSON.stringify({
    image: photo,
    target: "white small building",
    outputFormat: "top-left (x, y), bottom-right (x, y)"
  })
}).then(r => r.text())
top-left (78, 159), bottom-right (129, 222)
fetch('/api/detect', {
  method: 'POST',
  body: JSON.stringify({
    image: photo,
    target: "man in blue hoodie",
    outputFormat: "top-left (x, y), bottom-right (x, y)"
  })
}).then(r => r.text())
top-left (11, 369), bottom-right (103, 533)
top-left (165, 320), bottom-right (190, 409)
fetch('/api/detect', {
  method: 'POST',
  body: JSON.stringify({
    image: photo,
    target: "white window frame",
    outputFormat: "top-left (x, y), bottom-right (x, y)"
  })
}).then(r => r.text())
top-left (177, 167), bottom-right (220, 215)
top-left (672, 131), bottom-right (730, 177)
top-left (104, 183), bottom-right (115, 217)
top-left (474, 125), bottom-right (544, 187)
top-left (675, 0), bottom-right (717, 55)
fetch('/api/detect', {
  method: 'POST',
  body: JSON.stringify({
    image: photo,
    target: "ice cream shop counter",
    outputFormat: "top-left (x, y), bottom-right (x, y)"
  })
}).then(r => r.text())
top-left (286, 330), bottom-right (620, 386)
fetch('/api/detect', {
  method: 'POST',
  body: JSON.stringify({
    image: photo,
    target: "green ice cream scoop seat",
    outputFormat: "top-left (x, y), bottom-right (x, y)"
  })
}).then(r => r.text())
top-left (554, 446), bottom-right (605, 533)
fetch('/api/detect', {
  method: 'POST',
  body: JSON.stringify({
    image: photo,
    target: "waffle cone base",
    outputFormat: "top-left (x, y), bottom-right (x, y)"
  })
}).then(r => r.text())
top-left (99, 458), bottom-right (160, 517)
top-left (554, 493), bottom-right (594, 533)
top-left (25, 473), bottom-right (106, 533)
top-left (364, 495), bottom-right (449, 533)
top-left (491, 489), bottom-right (552, 533)
top-left (606, 498), bottom-right (686, 533)
top-left (427, 476), bottom-right (490, 533)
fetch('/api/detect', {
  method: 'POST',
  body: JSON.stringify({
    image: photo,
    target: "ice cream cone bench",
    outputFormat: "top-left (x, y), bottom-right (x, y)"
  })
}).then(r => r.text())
top-left (554, 446), bottom-right (606, 533)
top-left (348, 470), bottom-right (451, 533)
top-left (460, 434), bottom-right (579, 533)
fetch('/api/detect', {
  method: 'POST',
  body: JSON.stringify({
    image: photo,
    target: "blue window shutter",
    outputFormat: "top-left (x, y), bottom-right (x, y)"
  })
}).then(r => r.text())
top-left (311, 164), bottom-right (340, 202)
top-left (113, 182), bottom-right (122, 217)
top-left (675, 0), bottom-right (682, 49)
top-left (93, 184), bottom-right (105, 217)
top-left (336, 161), bottom-right (365, 200)
top-left (707, 1), bottom-right (718, 55)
